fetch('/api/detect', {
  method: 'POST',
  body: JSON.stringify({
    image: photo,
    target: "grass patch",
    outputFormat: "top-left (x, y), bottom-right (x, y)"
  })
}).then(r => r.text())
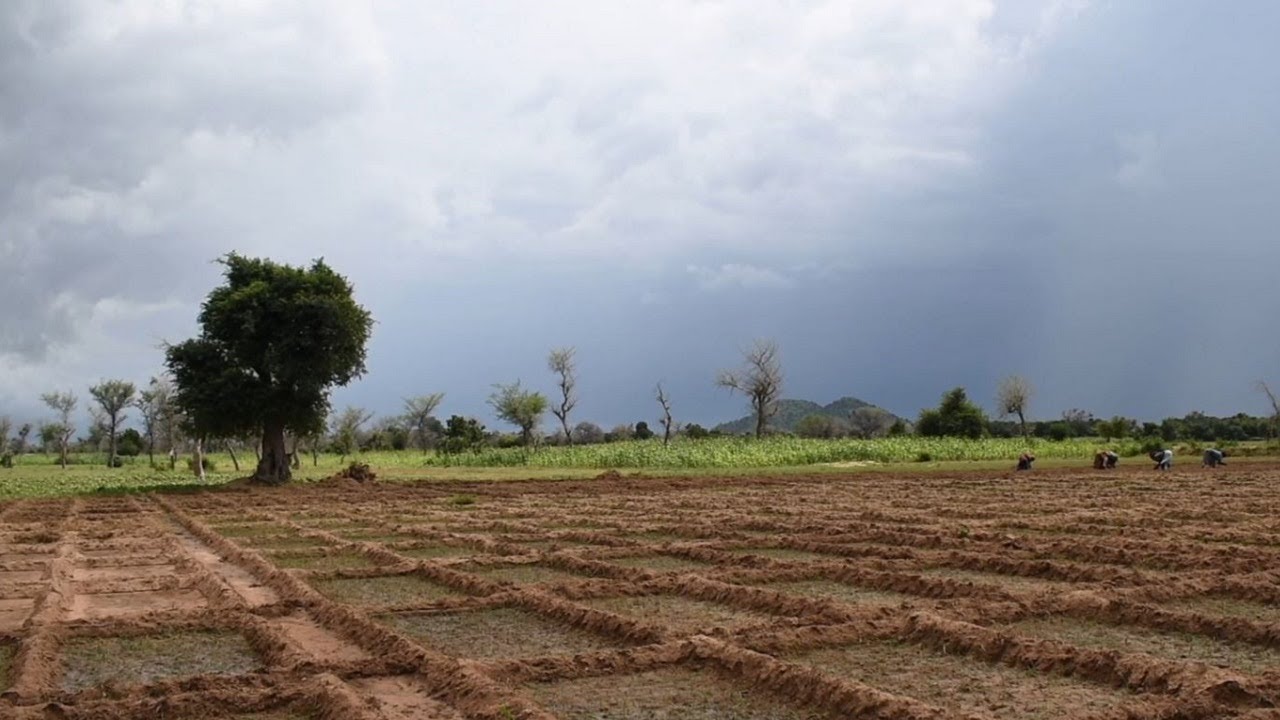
top-left (761, 580), bottom-right (915, 608)
top-left (918, 568), bottom-right (1074, 594)
top-left (524, 666), bottom-right (824, 720)
top-left (311, 574), bottom-right (464, 608)
top-left (213, 523), bottom-right (284, 539)
top-left (1158, 595), bottom-right (1280, 625)
top-left (377, 607), bottom-right (620, 659)
top-left (0, 642), bottom-right (14, 691)
top-left (447, 494), bottom-right (477, 506)
top-left (270, 550), bottom-right (377, 571)
top-left (249, 536), bottom-right (334, 552)
top-left (582, 595), bottom-right (782, 635)
top-left (61, 630), bottom-right (261, 693)
top-left (792, 639), bottom-right (1136, 719)
top-left (467, 564), bottom-right (585, 585)
top-left (395, 544), bottom-right (487, 560)
top-left (1011, 616), bottom-right (1280, 675)
top-left (608, 555), bottom-right (714, 573)
top-left (724, 548), bottom-right (836, 562)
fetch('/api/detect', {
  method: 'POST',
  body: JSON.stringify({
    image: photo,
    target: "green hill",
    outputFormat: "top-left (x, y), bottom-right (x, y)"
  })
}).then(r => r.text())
top-left (713, 396), bottom-right (900, 435)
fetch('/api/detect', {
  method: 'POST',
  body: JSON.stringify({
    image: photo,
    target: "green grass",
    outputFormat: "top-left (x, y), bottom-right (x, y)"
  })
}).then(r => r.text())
top-left (1, 442), bottom-right (1275, 499)
top-left (0, 642), bottom-right (14, 691)
top-left (310, 574), bottom-right (464, 608)
top-left (376, 607), bottom-right (620, 659)
top-left (61, 631), bottom-right (262, 693)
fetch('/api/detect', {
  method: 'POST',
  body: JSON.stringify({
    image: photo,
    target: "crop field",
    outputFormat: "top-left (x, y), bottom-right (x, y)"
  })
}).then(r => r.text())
top-left (2, 464), bottom-right (1280, 718)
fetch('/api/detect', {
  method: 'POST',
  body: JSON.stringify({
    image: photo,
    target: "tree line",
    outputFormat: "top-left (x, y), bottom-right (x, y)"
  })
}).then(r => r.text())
top-left (2, 255), bottom-right (1277, 483)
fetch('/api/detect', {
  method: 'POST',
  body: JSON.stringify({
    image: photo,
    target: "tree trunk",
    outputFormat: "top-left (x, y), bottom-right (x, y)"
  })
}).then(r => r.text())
top-left (754, 405), bottom-right (765, 439)
top-left (1017, 410), bottom-right (1028, 441)
top-left (194, 438), bottom-right (205, 482)
top-left (107, 417), bottom-right (118, 468)
top-left (146, 435), bottom-right (155, 466)
top-left (254, 422), bottom-right (292, 484)
top-left (226, 440), bottom-right (240, 472)
top-left (59, 437), bottom-right (68, 469)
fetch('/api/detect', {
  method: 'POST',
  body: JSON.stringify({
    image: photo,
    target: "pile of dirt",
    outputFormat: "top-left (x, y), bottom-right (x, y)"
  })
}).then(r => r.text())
top-left (594, 470), bottom-right (624, 482)
top-left (335, 463), bottom-right (377, 483)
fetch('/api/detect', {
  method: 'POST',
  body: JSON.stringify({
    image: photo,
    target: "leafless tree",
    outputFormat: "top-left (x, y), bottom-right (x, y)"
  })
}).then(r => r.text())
top-left (331, 406), bottom-right (374, 460)
top-left (41, 391), bottom-right (77, 469)
top-left (716, 339), bottom-right (783, 439)
top-left (547, 347), bottom-right (578, 444)
top-left (848, 406), bottom-right (894, 439)
top-left (1260, 381), bottom-right (1280, 440)
top-left (135, 376), bottom-right (177, 466)
top-left (655, 383), bottom-right (676, 446)
top-left (996, 375), bottom-right (1034, 440)
top-left (403, 393), bottom-right (445, 452)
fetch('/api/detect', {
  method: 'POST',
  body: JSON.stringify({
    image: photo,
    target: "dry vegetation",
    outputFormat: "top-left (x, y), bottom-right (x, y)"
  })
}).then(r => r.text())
top-left (3, 463), bottom-right (1280, 718)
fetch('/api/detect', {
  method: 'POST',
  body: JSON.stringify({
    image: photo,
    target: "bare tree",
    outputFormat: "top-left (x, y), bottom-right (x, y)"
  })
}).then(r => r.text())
top-left (1260, 381), bottom-right (1280, 440)
top-left (135, 376), bottom-right (176, 466)
top-left (996, 375), bottom-right (1034, 440)
top-left (547, 347), bottom-right (578, 444)
top-left (655, 383), bottom-right (676, 446)
top-left (716, 339), bottom-right (783, 439)
top-left (331, 406), bottom-right (374, 460)
top-left (848, 406), bottom-right (894, 439)
top-left (41, 391), bottom-right (77, 469)
top-left (14, 423), bottom-right (31, 456)
top-left (488, 381), bottom-right (548, 447)
top-left (90, 379), bottom-right (137, 467)
top-left (402, 393), bottom-right (445, 452)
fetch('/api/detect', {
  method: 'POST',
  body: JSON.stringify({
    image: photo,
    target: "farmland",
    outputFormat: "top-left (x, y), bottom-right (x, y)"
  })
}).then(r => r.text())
top-left (3, 462), bottom-right (1280, 718)
top-left (5, 436), bottom-right (1262, 499)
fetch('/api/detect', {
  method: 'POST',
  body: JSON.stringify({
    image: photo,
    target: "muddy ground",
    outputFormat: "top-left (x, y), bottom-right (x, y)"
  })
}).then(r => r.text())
top-left (3, 463), bottom-right (1280, 718)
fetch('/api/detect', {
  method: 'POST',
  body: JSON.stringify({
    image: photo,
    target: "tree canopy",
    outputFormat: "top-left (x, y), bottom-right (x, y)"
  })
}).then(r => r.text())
top-left (917, 387), bottom-right (988, 439)
top-left (165, 254), bottom-right (373, 483)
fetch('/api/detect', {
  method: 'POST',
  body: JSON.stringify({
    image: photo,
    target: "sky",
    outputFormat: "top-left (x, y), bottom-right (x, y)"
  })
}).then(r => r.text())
top-left (3, 0), bottom-right (1279, 434)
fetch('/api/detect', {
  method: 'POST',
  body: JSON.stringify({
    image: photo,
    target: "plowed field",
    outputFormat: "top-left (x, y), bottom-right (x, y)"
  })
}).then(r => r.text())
top-left (2, 463), bottom-right (1280, 718)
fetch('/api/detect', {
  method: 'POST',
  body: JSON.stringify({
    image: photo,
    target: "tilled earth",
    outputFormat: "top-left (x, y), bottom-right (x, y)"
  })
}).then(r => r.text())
top-left (2, 464), bottom-right (1280, 718)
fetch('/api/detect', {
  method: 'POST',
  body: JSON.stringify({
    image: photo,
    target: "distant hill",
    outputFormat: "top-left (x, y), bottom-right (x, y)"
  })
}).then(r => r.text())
top-left (713, 396), bottom-right (902, 435)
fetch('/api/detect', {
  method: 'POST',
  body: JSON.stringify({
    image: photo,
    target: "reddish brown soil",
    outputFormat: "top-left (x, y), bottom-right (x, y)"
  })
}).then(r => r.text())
top-left (4, 464), bottom-right (1280, 717)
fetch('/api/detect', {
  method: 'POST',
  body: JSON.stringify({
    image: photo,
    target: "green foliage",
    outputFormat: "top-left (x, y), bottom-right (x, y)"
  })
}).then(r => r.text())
top-left (440, 415), bottom-right (487, 455)
top-left (917, 388), bottom-right (988, 439)
top-left (165, 254), bottom-right (373, 482)
top-left (117, 429), bottom-right (144, 457)
top-left (1095, 416), bottom-right (1137, 441)
top-left (683, 423), bottom-right (710, 440)
top-left (487, 381), bottom-right (548, 446)
top-left (633, 421), bottom-right (654, 441)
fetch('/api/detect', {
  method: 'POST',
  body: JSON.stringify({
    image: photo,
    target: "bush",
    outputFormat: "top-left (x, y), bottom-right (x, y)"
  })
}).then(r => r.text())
top-left (916, 388), bottom-right (987, 439)
top-left (186, 456), bottom-right (216, 472)
top-left (916, 451), bottom-right (933, 462)
top-left (440, 415), bottom-right (487, 455)
top-left (634, 421), bottom-right (654, 441)
top-left (683, 424), bottom-right (711, 440)
top-left (117, 429), bottom-right (144, 457)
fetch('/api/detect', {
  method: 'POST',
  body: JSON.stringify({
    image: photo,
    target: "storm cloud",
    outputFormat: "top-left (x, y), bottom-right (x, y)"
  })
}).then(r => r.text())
top-left (2, 1), bottom-right (1277, 431)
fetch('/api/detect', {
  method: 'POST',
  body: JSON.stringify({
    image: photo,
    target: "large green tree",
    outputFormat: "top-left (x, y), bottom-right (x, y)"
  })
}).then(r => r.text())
top-left (165, 254), bottom-right (373, 484)
top-left (917, 387), bottom-right (988, 439)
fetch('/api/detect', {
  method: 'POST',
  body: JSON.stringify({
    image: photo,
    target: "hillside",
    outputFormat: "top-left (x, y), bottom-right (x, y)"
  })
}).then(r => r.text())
top-left (713, 396), bottom-right (901, 435)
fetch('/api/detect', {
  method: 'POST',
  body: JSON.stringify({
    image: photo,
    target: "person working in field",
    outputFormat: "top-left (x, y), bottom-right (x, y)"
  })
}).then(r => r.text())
top-left (1094, 450), bottom-right (1119, 469)
top-left (1016, 452), bottom-right (1036, 471)
top-left (1150, 448), bottom-right (1173, 471)
top-left (1202, 449), bottom-right (1227, 467)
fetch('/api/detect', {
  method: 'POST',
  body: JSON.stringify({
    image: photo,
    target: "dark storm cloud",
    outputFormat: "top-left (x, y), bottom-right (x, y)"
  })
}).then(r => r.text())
top-left (2, 1), bottom-right (1278, 429)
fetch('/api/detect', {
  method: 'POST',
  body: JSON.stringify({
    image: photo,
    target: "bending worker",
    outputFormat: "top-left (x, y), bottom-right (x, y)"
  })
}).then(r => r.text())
top-left (1202, 448), bottom-right (1227, 467)
top-left (1150, 448), bottom-right (1174, 471)
top-left (1016, 452), bottom-right (1036, 471)
top-left (1094, 450), bottom-right (1119, 469)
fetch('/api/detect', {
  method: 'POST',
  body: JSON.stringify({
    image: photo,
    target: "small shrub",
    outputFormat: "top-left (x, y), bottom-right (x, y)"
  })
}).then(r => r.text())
top-left (448, 494), bottom-right (476, 506)
top-left (916, 452), bottom-right (933, 463)
top-left (186, 456), bottom-right (216, 472)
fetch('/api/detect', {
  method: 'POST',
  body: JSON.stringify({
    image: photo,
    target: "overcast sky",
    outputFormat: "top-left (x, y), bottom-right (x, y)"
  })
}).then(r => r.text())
top-left (3, 1), bottom-right (1278, 433)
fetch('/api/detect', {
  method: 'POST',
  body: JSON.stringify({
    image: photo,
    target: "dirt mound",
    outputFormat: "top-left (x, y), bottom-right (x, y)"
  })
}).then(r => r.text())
top-left (331, 463), bottom-right (377, 483)
top-left (594, 470), bottom-right (624, 481)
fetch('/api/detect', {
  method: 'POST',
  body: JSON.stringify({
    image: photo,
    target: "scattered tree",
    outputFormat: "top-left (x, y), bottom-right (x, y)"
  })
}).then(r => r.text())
top-left (848, 406), bottom-right (894, 439)
top-left (0, 417), bottom-right (10, 467)
top-left (89, 379), bottom-right (137, 467)
top-left (165, 254), bottom-right (373, 484)
top-left (995, 375), bottom-right (1034, 440)
top-left (571, 421), bottom-right (604, 445)
top-left (117, 428), bottom-right (144, 457)
top-left (796, 414), bottom-right (843, 439)
top-left (1260, 381), bottom-right (1280, 440)
top-left (487, 381), bottom-right (548, 447)
top-left (403, 393), bottom-right (445, 452)
top-left (716, 339), bottom-right (783, 439)
top-left (916, 388), bottom-right (988, 439)
top-left (1096, 415), bottom-right (1137, 441)
top-left (41, 391), bottom-right (77, 469)
top-left (655, 383), bottom-right (676, 446)
top-left (135, 376), bottom-right (176, 466)
top-left (606, 424), bottom-right (634, 442)
top-left (634, 421), bottom-right (654, 441)
top-left (441, 415), bottom-right (487, 455)
top-left (683, 423), bottom-right (710, 440)
top-left (547, 347), bottom-right (578, 444)
top-left (14, 423), bottom-right (31, 456)
top-left (331, 406), bottom-right (374, 460)
top-left (37, 423), bottom-right (62, 455)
